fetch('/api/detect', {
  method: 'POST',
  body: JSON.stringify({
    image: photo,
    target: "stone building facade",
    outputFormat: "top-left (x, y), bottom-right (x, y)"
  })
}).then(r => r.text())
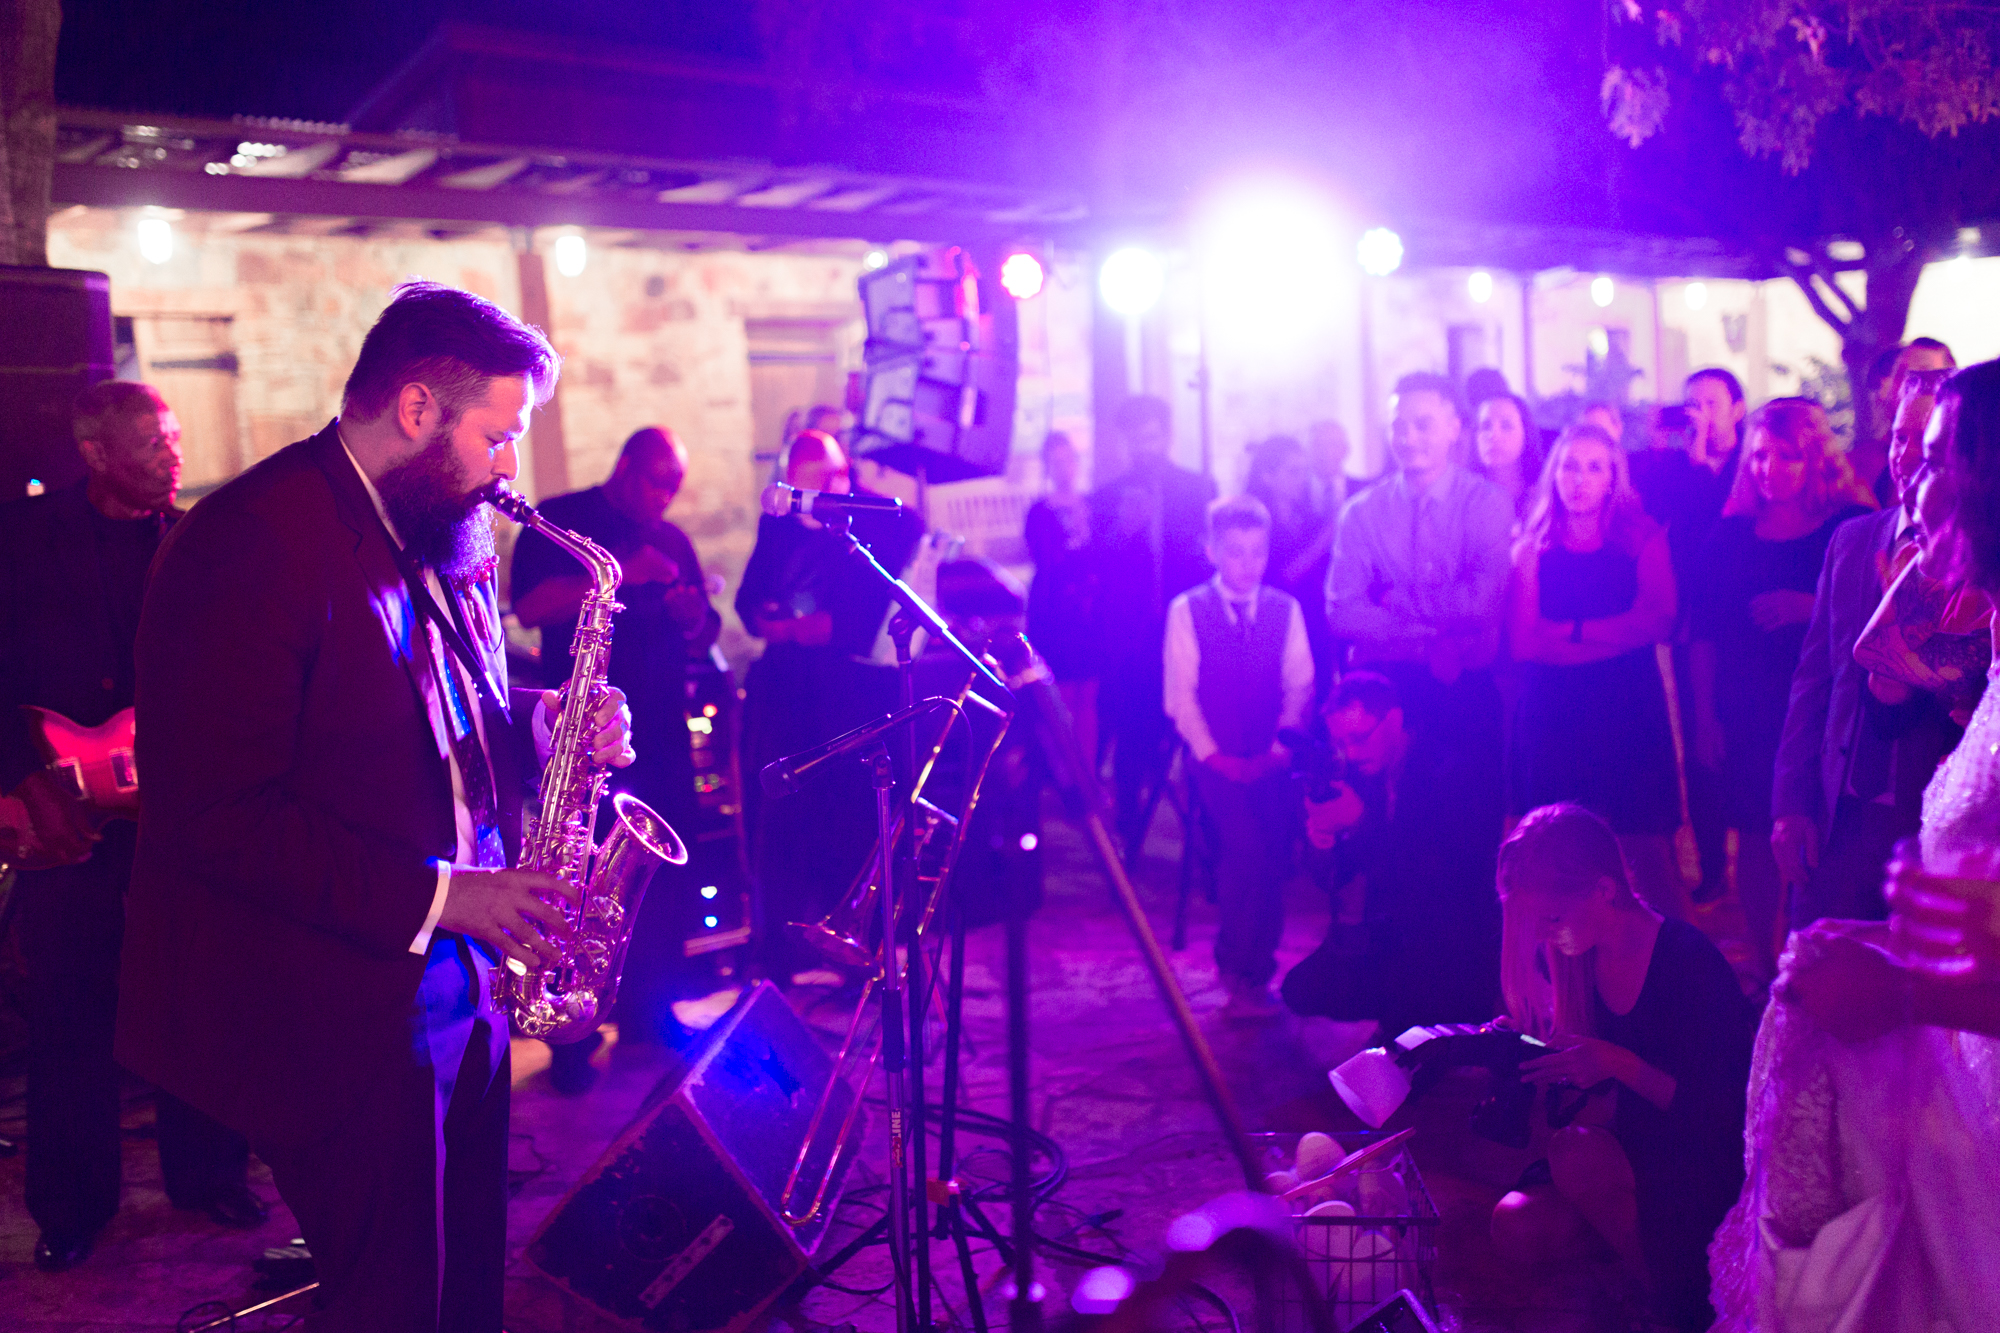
top-left (46, 206), bottom-right (1094, 667)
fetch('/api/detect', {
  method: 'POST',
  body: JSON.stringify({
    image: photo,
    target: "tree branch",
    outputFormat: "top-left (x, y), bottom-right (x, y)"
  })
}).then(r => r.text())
top-left (1786, 261), bottom-right (1854, 335)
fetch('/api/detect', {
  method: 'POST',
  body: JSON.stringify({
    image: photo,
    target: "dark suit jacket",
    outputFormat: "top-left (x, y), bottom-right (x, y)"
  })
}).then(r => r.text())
top-left (1086, 459), bottom-right (1216, 655)
top-left (117, 424), bottom-right (537, 1146)
top-left (0, 479), bottom-right (176, 791)
top-left (1772, 507), bottom-right (1958, 851)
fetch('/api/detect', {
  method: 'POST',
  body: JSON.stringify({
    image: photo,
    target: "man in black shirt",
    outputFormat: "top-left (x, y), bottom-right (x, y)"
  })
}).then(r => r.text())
top-left (1087, 396), bottom-right (1215, 853)
top-left (1630, 367), bottom-right (1747, 902)
top-left (511, 427), bottom-right (720, 1069)
top-left (1280, 671), bottom-right (1503, 1036)
top-left (0, 382), bottom-right (258, 1271)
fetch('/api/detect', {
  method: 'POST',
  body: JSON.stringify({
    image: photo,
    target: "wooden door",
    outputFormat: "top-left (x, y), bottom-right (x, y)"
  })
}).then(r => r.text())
top-left (132, 315), bottom-right (242, 498)
top-left (746, 316), bottom-right (852, 481)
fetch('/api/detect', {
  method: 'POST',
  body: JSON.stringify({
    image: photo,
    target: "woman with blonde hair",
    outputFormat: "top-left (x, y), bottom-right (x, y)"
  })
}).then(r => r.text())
top-left (1507, 423), bottom-right (1684, 915)
top-left (1493, 804), bottom-right (1754, 1330)
top-left (1690, 398), bottom-right (1873, 980)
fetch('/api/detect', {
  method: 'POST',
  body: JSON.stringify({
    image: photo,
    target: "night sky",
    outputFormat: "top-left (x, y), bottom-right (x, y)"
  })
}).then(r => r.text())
top-left (50, 1), bottom-right (2000, 247)
top-left (55, 1), bottom-right (764, 121)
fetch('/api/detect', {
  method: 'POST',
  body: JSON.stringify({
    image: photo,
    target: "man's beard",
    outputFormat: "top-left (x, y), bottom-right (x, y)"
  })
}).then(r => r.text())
top-left (375, 424), bottom-right (497, 584)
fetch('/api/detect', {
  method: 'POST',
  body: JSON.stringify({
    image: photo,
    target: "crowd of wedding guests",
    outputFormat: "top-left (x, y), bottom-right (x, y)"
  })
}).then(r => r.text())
top-left (1026, 340), bottom-right (2000, 1329)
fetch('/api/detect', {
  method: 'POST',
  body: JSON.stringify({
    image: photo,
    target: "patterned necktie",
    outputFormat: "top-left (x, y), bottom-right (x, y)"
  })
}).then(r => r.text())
top-left (429, 589), bottom-right (507, 870)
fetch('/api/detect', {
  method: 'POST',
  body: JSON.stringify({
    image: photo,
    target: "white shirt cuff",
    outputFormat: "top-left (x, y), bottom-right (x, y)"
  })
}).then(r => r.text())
top-left (409, 859), bottom-right (452, 955)
top-left (532, 693), bottom-right (556, 762)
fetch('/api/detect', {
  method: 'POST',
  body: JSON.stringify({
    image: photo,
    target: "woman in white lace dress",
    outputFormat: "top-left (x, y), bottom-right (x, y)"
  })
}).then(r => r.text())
top-left (1710, 361), bottom-right (2000, 1330)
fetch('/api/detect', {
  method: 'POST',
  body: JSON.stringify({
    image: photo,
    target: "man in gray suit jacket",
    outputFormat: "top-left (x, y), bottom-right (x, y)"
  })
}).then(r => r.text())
top-left (1772, 380), bottom-right (1962, 926)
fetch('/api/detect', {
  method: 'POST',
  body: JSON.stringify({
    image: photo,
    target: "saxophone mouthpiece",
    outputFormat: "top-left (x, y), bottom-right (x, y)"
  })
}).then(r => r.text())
top-left (486, 482), bottom-right (532, 523)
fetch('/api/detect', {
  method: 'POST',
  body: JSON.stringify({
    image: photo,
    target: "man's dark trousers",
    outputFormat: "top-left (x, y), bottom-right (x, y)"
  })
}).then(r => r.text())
top-left (20, 825), bottom-right (247, 1239)
top-left (255, 938), bottom-right (509, 1333)
top-left (1191, 766), bottom-right (1292, 986)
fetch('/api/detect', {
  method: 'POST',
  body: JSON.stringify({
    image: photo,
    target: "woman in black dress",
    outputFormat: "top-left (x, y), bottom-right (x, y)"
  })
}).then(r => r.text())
top-left (1023, 431), bottom-right (1099, 766)
top-left (1690, 398), bottom-right (1873, 979)
top-left (1491, 804), bottom-right (1756, 1331)
top-left (1508, 423), bottom-right (1684, 916)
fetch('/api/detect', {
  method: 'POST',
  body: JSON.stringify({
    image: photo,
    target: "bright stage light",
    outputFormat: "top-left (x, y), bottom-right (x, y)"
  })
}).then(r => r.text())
top-left (553, 232), bottom-right (587, 277)
top-left (1684, 281), bottom-right (1708, 311)
top-left (136, 215), bottom-right (174, 265)
top-left (1591, 275), bottom-right (1614, 307)
top-left (1000, 251), bottom-right (1045, 300)
top-left (1468, 270), bottom-right (1493, 304)
top-left (1197, 179), bottom-right (1353, 354)
top-left (1357, 227), bottom-right (1403, 277)
top-left (863, 248), bottom-right (890, 270)
top-left (1100, 247), bottom-right (1164, 317)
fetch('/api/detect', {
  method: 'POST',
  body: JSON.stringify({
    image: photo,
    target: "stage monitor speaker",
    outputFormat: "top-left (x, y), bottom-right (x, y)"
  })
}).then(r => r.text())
top-left (0, 265), bottom-right (114, 502)
top-left (525, 981), bottom-right (864, 1333)
top-left (854, 248), bottom-right (1017, 484)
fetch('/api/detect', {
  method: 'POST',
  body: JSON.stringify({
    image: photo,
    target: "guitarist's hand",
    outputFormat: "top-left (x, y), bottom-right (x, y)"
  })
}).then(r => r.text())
top-left (16, 770), bottom-right (95, 865)
top-left (437, 868), bottom-right (580, 969)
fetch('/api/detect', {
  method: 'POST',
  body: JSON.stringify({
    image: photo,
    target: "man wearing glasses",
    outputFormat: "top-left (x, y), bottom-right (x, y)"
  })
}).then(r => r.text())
top-left (1279, 670), bottom-right (1503, 1040)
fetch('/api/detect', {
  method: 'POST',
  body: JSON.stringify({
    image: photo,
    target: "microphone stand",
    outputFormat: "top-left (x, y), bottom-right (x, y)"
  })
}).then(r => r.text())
top-left (779, 516), bottom-right (1016, 1333)
top-left (888, 610), bottom-right (934, 1333)
top-left (867, 740), bottom-right (918, 1333)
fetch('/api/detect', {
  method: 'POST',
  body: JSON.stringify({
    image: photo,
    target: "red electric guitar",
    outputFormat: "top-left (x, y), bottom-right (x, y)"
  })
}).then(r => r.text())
top-left (0, 706), bottom-right (137, 873)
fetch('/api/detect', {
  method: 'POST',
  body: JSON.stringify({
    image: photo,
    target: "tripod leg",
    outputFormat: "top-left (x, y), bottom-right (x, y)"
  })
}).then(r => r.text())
top-left (935, 901), bottom-right (990, 1333)
top-left (1006, 883), bottom-right (1040, 1333)
top-left (909, 919), bottom-right (932, 1331)
top-left (871, 749), bottom-right (916, 1333)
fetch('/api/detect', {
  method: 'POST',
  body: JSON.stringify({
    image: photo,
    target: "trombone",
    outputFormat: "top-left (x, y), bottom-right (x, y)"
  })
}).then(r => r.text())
top-left (778, 675), bottom-right (1012, 1228)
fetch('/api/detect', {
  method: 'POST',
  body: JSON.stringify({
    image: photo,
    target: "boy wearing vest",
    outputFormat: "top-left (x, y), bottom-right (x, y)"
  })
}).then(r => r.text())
top-left (1164, 496), bottom-right (1315, 1019)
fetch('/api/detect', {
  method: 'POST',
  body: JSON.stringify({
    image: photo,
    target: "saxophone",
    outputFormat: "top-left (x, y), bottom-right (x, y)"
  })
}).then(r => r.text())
top-left (486, 483), bottom-right (688, 1045)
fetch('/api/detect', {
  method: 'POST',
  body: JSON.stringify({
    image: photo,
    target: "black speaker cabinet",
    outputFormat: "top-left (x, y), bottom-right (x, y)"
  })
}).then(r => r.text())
top-left (525, 981), bottom-right (864, 1331)
top-left (0, 265), bottom-right (114, 502)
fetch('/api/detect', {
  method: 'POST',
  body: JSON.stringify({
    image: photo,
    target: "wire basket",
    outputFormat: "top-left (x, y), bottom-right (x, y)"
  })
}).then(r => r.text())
top-left (1248, 1132), bottom-right (1443, 1332)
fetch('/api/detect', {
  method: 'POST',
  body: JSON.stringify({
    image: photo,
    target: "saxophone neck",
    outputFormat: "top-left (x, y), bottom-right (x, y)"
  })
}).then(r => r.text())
top-left (489, 484), bottom-right (623, 589)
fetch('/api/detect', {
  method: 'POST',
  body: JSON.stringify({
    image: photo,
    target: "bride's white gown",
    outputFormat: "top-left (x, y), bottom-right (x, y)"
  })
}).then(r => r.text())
top-left (1709, 667), bottom-right (2000, 1331)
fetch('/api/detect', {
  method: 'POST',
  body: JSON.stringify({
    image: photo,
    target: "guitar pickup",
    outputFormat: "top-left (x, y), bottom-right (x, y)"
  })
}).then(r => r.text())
top-left (52, 758), bottom-right (86, 799)
top-left (111, 750), bottom-right (138, 792)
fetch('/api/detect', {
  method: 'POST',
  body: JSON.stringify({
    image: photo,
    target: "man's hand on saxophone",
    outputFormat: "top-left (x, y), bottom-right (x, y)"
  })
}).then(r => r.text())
top-left (541, 684), bottom-right (637, 769)
top-left (440, 869), bottom-right (581, 969)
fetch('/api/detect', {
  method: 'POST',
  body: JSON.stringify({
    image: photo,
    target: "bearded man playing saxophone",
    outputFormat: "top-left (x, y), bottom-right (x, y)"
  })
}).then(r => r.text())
top-left (119, 282), bottom-right (634, 1332)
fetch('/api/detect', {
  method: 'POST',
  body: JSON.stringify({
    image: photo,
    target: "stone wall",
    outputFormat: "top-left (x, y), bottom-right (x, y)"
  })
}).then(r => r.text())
top-left (529, 238), bottom-right (868, 663)
top-left (47, 209), bottom-right (524, 472)
top-left (44, 208), bottom-right (1089, 668)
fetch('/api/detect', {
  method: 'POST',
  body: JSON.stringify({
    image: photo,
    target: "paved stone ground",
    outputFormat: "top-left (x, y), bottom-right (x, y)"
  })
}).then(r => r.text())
top-left (0, 795), bottom-right (1752, 1332)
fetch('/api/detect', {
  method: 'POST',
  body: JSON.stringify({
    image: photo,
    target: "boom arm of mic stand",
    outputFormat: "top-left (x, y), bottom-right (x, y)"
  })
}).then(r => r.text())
top-left (837, 524), bottom-right (1015, 708)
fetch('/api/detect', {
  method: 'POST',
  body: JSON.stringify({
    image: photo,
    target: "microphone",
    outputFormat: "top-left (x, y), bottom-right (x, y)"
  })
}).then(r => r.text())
top-left (761, 483), bottom-right (903, 521)
top-left (761, 696), bottom-right (956, 798)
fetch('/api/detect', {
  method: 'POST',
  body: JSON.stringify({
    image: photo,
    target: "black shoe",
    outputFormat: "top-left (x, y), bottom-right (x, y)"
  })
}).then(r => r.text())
top-left (33, 1229), bottom-right (95, 1273)
top-left (203, 1182), bottom-right (268, 1230)
top-left (253, 1239), bottom-right (316, 1291)
top-left (549, 1031), bottom-right (605, 1096)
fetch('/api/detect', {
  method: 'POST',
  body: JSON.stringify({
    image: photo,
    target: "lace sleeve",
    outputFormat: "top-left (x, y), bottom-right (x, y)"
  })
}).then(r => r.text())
top-left (1708, 933), bottom-right (1844, 1330)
